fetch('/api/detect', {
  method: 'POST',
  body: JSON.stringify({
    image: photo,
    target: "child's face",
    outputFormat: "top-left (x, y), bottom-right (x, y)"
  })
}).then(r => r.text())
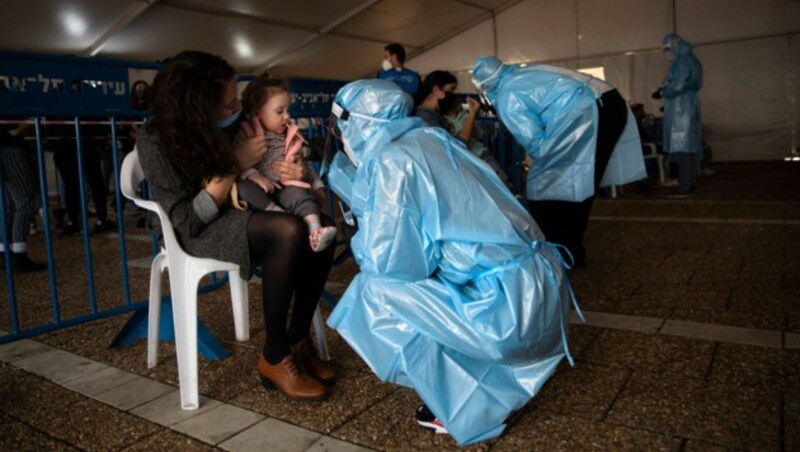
top-left (257, 91), bottom-right (291, 134)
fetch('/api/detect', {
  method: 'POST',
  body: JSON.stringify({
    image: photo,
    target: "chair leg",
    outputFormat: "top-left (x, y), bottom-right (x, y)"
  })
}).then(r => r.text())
top-left (657, 155), bottom-right (666, 184)
top-left (171, 271), bottom-right (202, 410)
top-left (312, 306), bottom-right (329, 362)
top-left (147, 253), bottom-right (167, 369)
top-left (228, 271), bottom-right (250, 342)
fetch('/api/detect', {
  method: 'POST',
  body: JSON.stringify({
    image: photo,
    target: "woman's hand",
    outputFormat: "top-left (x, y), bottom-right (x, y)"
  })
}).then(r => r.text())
top-left (236, 118), bottom-right (267, 170)
top-left (272, 153), bottom-right (308, 183)
top-left (204, 175), bottom-right (235, 206)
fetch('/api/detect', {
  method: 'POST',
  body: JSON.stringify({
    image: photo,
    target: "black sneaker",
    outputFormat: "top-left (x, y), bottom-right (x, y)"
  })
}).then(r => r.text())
top-left (61, 223), bottom-right (81, 236)
top-left (415, 404), bottom-right (447, 434)
top-left (92, 219), bottom-right (116, 234)
top-left (12, 253), bottom-right (46, 272)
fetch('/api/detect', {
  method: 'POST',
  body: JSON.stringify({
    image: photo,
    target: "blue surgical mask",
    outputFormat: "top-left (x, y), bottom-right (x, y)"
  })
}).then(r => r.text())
top-left (217, 109), bottom-right (241, 128)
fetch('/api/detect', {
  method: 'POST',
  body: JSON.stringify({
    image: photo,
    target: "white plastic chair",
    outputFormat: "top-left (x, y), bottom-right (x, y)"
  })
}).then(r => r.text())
top-left (121, 150), bottom-right (328, 410)
top-left (642, 142), bottom-right (666, 184)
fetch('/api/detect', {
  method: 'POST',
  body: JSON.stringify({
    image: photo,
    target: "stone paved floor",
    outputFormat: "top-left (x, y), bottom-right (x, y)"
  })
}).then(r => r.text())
top-left (0, 161), bottom-right (798, 450)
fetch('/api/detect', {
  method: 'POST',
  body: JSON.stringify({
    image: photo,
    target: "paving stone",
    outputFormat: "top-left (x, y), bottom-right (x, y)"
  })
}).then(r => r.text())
top-left (130, 390), bottom-right (224, 426)
top-left (119, 428), bottom-right (218, 451)
top-left (306, 436), bottom-right (375, 452)
top-left (607, 372), bottom-right (781, 449)
top-left (532, 363), bottom-right (630, 421)
top-left (0, 338), bottom-right (55, 363)
top-left (583, 329), bottom-right (714, 379)
top-left (93, 375), bottom-right (175, 411)
top-left (787, 333), bottom-right (800, 349)
top-left (172, 403), bottom-right (265, 445)
top-left (0, 363), bottom-right (161, 450)
top-left (570, 310), bottom-right (664, 334)
top-left (219, 417), bottom-right (321, 452)
top-left (492, 410), bottom-right (682, 451)
top-left (785, 392), bottom-right (800, 452)
top-left (12, 348), bottom-right (110, 384)
top-left (63, 366), bottom-right (141, 396)
top-left (0, 412), bottom-right (78, 451)
top-left (660, 320), bottom-right (782, 348)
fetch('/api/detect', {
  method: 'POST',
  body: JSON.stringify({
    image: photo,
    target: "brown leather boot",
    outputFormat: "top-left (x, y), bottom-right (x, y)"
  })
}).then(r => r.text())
top-left (258, 354), bottom-right (327, 401)
top-left (291, 337), bottom-right (336, 384)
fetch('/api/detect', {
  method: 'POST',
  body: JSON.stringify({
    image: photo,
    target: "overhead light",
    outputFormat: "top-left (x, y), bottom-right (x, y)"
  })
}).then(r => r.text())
top-left (784, 156), bottom-right (800, 162)
top-left (625, 51), bottom-right (636, 56)
top-left (234, 36), bottom-right (253, 59)
top-left (61, 11), bottom-right (87, 37)
top-left (520, 63), bottom-right (528, 67)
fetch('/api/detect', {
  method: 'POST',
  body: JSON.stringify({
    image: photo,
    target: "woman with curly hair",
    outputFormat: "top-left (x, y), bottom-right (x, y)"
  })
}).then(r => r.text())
top-left (137, 51), bottom-right (336, 401)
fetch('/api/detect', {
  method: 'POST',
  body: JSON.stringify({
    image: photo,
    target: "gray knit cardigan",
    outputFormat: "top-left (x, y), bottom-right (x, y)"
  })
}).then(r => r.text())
top-left (136, 129), bottom-right (253, 278)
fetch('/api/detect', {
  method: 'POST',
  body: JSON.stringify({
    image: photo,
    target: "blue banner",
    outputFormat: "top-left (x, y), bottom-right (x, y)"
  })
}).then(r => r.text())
top-left (0, 52), bottom-right (156, 117)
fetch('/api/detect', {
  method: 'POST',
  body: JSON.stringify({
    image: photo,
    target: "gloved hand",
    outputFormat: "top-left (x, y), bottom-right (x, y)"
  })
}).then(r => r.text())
top-left (651, 89), bottom-right (662, 100)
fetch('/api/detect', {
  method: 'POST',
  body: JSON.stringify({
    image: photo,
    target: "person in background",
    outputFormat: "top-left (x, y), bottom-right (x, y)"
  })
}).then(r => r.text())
top-left (415, 70), bottom-right (480, 142)
top-left (471, 55), bottom-right (646, 268)
top-left (0, 119), bottom-right (45, 272)
top-left (378, 43), bottom-right (421, 97)
top-left (652, 33), bottom-right (703, 198)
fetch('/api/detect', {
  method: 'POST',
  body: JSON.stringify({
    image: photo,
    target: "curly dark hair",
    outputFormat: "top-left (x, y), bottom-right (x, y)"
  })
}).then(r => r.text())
top-left (241, 73), bottom-right (290, 118)
top-left (145, 51), bottom-right (239, 186)
top-left (416, 70), bottom-right (457, 106)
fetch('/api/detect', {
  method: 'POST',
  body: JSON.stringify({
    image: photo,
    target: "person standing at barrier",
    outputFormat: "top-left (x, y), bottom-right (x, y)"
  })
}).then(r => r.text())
top-left (0, 119), bottom-right (45, 272)
top-left (137, 51), bottom-right (336, 401)
top-left (471, 56), bottom-right (646, 268)
top-left (652, 33), bottom-right (703, 198)
top-left (378, 43), bottom-right (421, 97)
top-left (236, 74), bottom-right (337, 252)
top-left (49, 121), bottom-right (116, 235)
top-left (324, 79), bottom-right (577, 445)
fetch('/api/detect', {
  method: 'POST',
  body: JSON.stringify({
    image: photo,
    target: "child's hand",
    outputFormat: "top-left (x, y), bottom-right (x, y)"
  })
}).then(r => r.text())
top-left (248, 173), bottom-right (281, 194)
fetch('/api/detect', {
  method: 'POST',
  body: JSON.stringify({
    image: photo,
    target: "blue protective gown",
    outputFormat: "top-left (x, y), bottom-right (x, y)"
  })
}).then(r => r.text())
top-left (473, 57), bottom-right (645, 202)
top-left (325, 80), bottom-right (577, 445)
top-left (660, 34), bottom-right (703, 155)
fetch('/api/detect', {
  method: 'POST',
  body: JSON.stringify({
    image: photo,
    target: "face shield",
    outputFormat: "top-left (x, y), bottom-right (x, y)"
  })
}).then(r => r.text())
top-left (321, 101), bottom-right (392, 170)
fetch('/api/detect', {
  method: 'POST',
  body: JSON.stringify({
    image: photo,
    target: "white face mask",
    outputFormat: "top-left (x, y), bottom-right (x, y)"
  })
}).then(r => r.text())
top-left (342, 137), bottom-right (359, 167)
top-left (381, 59), bottom-right (393, 71)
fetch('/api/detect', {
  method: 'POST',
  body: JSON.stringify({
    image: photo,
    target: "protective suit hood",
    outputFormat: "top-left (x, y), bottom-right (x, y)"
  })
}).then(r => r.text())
top-left (663, 33), bottom-right (693, 56)
top-left (472, 55), bottom-right (506, 93)
top-left (333, 79), bottom-right (414, 164)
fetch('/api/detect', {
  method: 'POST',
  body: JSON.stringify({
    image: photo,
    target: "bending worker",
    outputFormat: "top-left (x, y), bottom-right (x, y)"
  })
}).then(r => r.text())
top-left (472, 56), bottom-right (646, 267)
top-left (324, 79), bottom-right (579, 445)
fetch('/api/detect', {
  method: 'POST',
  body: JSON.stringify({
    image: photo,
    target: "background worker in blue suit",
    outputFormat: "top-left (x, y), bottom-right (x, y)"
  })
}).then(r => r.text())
top-left (652, 33), bottom-right (704, 198)
top-left (324, 79), bottom-right (578, 445)
top-left (377, 43), bottom-right (421, 97)
top-left (471, 56), bottom-right (646, 267)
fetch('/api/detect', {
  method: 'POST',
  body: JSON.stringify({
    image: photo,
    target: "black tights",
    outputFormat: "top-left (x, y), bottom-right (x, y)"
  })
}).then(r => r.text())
top-left (247, 211), bottom-right (335, 364)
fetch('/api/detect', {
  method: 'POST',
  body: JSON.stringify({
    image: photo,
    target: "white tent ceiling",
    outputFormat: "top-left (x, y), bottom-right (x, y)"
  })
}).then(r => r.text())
top-left (0, 0), bottom-right (521, 79)
top-left (1, 0), bottom-right (799, 160)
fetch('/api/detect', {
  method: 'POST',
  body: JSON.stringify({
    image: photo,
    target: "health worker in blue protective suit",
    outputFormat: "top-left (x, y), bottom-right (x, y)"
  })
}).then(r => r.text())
top-left (323, 79), bottom-right (582, 446)
top-left (652, 33), bottom-right (703, 197)
top-left (471, 56), bottom-right (646, 267)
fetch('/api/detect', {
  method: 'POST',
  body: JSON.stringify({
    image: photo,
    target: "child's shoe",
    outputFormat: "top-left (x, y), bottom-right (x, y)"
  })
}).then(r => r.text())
top-left (309, 226), bottom-right (337, 252)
